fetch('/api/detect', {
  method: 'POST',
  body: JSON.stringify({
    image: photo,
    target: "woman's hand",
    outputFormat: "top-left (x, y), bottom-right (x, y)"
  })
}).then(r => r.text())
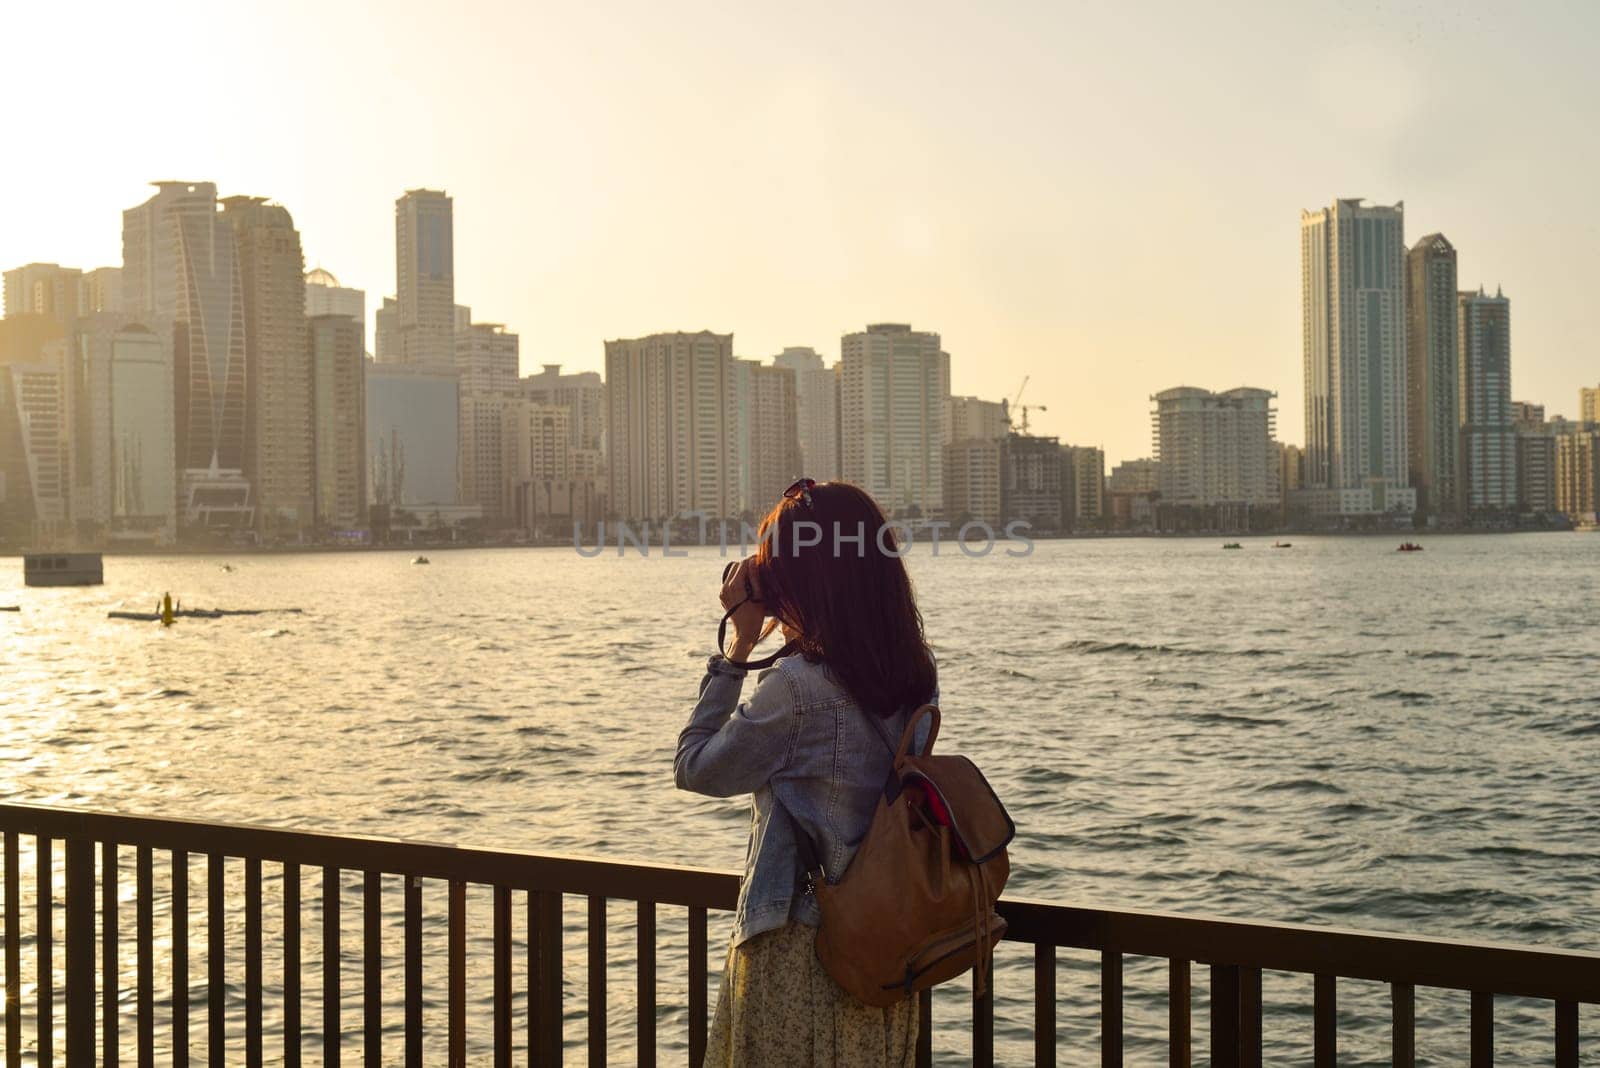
top-left (719, 559), bottom-right (768, 662)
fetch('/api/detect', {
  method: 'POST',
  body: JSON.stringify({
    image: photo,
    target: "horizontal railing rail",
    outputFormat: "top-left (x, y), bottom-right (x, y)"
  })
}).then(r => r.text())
top-left (2, 801), bottom-right (1597, 1066)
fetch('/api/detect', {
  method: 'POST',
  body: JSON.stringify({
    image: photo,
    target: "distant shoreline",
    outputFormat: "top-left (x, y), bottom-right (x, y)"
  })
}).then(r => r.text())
top-left (0, 524), bottom-right (1577, 559)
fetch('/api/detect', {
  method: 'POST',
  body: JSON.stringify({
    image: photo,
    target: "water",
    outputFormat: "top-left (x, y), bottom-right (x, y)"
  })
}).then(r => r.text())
top-left (3, 534), bottom-right (1599, 1064)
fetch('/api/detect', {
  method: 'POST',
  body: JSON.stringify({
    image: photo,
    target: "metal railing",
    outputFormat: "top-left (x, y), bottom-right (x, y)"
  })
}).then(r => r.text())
top-left (2, 801), bottom-right (1598, 1066)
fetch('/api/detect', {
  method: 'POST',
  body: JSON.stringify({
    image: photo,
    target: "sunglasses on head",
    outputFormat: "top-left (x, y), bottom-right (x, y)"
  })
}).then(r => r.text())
top-left (784, 478), bottom-right (816, 506)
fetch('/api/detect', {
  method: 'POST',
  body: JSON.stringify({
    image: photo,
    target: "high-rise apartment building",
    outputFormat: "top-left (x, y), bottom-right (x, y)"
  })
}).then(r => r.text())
top-left (1002, 434), bottom-right (1063, 529)
top-left (1555, 430), bottom-right (1599, 520)
top-left (943, 439), bottom-right (1002, 526)
top-left (395, 189), bottom-right (455, 367)
top-left (1405, 234), bottom-right (1459, 515)
top-left (840, 323), bottom-right (949, 516)
top-left (375, 297), bottom-right (399, 363)
top-left (224, 196), bottom-right (313, 534)
top-left (1150, 387), bottom-right (1279, 509)
top-left (1300, 199), bottom-right (1415, 516)
top-left (1457, 287), bottom-right (1515, 512)
top-left (123, 181), bottom-right (251, 527)
top-left (501, 400), bottom-right (601, 531)
top-left (945, 395), bottom-right (1009, 445)
top-left (79, 268), bottom-right (123, 315)
top-left (306, 268), bottom-right (365, 323)
top-left (773, 347), bottom-right (839, 481)
top-left (309, 315), bottom-right (367, 530)
top-left (605, 331), bottom-right (735, 521)
top-left (1061, 445), bottom-right (1105, 529)
top-left (3, 263), bottom-right (83, 325)
top-left (1581, 387), bottom-right (1600, 426)
top-left (1511, 401), bottom-right (1546, 429)
top-left (741, 360), bottom-right (801, 511)
top-left (1516, 424), bottom-right (1558, 516)
top-left (521, 363), bottom-right (604, 456)
top-left (456, 322), bottom-right (520, 517)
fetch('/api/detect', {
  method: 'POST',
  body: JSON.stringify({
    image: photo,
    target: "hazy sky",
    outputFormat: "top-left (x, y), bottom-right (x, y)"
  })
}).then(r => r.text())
top-left (4, 0), bottom-right (1597, 465)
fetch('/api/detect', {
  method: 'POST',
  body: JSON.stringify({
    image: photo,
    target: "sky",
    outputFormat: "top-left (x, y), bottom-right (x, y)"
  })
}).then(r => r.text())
top-left (3, 0), bottom-right (1598, 466)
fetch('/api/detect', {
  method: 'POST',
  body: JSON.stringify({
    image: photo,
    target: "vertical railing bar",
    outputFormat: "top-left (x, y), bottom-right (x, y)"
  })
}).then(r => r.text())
top-left (973, 944), bottom-right (994, 1068)
top-left (1391, 982), bottom-right (1415, 1068)
top-left (136, 846), bottom-right (153, 1068)
top-left (405, 876), bottom-right (422, 1068)
top-left (1240, 966), bottom-right (1262, 1068)
top-left (587, 896), bottom-right (607, 1068)
top-left (1168, 959), bottom-right (1190, 1068)
top-left (207, 854), bottom-right (225, 1067)
top-left (323, 866), bottom-right (340, 1068)
top-left (37, 834), bottom-right (53, 1068)
top-left (3, 831), bottom-right (19, 1068)
top-left (173, 850), bottom-right (189, 1068)
top-left (1471, 991), bottom-right (1493, 1068)
top-left (538, 891), bottom-right (563, 1068)
top-left (284, 863), bottom-right (300, 1068)
top-left (102, 841), bottom-right (119, 1068)
top-left (1034, 944), bottom-right (1055, 1068)
top-left (1211, 964), bottom-right (1240, 1068)
top-left (363, 872), bottom-right (381, 1068)
top-left (1554, 1000), bottom-right (1577, 1068)
top-left (494, 885), bottom-right (511, 1068)
top-left (448, 879), bottom-right (465, 1068)
top-left (1101, 950), bottom-right (1122, 1067)
top-left (1313, 974), bottom-right (1336, 1068)
top-left (534, 895), bottom-right (547, 1068)
top-left (687, 906), bottom-right (706, 1068)
top-left (637, 900), bottom-right (656, 1068)
top-left (65, 836), bottom-right (95, 1068)
top-left (915, 989), bottom-right (932, 1068)
top-left (246, 857), bottom-right (262, 1068)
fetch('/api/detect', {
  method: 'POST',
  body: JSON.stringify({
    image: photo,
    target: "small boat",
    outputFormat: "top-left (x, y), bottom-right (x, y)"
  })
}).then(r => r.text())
top-left (220, 564), bottom-right (235, 573)
top-left (1221, 542), bottom-right (1243, 550)
top-left (1272, 542), bottom-right (1292, 549)
top-left (108, 606), bottom-right (304, 622)
top-left (1397, 542), bottom-right (1424, 552)
top-left (412, 555), bottom-right (431, 565)
top-left (23, 552), bottom-right (103, 587)
top-left (1, 605), bottom-right (19, 612)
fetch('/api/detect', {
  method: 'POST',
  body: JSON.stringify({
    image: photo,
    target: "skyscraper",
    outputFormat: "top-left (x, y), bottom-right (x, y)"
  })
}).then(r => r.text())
top-left (309, 315), bottom-right (367, 530)
top-left (945, 395), bottom-right (1010, 445)
top-left (1405, 234), bottom-right (1460, 515)
top-left (78, 268), bottom-right (123, 315)
top-left (123, 181), bottom-right (251, 527)
top-left (521, 363), bottom-right (604, 457)
top-left (395, 189), bottom-right (455, 367)
top-left (1299, 199), bottom-right (1415, 516)
top-left (772, 347), bottom-right (840, 480)
top-left (224, 196), bottom-right (314, 534)
top-left (1457, 287), bottom-right (1516, 512)
top-left (741, 359), bottom-right (801, 512)
top-left (366, 362), bottom-right (460, 510)
top-left (839, 323), bottom-right (950, 516)
top-left (71, 315), bottom-right (177, 544)
top-left (374, 297), bottom-right (399, 362)
top-left (456, 322), bottom-right (520, 516)
top-left (0, 316), bottom-right (70, 542)
top-left (605, 331), bottom-right (735, 521)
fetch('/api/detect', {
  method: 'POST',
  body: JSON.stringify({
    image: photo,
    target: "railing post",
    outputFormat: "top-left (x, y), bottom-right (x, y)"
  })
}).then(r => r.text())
top-left (65, 836), bottom-right (94, 1068)
top-left (916, 988), bottom-right (932, 1068)
top-left (4, 831), bottom-right (19, 1068)
top-left (1169, 959), bottom-right (1190, 1068)
top-left (1210, 965), bottom-right (1240, 1068)
top-left (533, 890), bottom-right (564, 1067)
top-left (1313, 974), bottom-right (1335, 1068)
top-left (1035, 944), bottom-right (1056, 1068)
top-left (102, 841), bottom-right (119, 1068)
top-left (687, 906), bottom-right (706, 1068)
top-left (448, 879), bottom-right (466, 1068)
top-left (973, 945), bottom-right (994, 1067)
top-left (1471, 991), bottom-right (1493, 1067)
top-left (637, 900), bottom-right (656, 1068)
top-left (1102, 950), bottom-right (1123, 1067)
top-left (588, 896), bottom-right (607, 1068)
top-left (1392, 982), bottom-right (1414, 1068)
top-left (1555, 1001), bottom-right (1577, 1068)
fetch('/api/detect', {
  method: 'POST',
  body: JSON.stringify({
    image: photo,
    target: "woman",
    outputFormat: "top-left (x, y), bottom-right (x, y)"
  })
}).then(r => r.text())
top-left (674, 480), bottom-right (938, 1068)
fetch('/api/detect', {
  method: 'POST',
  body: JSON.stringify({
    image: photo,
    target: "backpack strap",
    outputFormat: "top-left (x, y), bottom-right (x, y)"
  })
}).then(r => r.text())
top-left (895, 704), bottom-right (940, 761)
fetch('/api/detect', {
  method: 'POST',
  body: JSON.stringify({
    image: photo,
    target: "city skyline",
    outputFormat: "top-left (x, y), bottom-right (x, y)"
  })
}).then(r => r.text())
top-left (3, 1), bottom-right (1597, 468)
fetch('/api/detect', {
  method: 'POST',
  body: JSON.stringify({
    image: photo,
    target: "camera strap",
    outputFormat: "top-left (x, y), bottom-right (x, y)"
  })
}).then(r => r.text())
top-left (716, 601), bottom-right (796, 671)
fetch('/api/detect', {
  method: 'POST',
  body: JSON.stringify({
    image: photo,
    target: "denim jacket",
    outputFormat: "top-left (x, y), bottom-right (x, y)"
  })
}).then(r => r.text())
top-left (674, 653), bottom-right (933, 948)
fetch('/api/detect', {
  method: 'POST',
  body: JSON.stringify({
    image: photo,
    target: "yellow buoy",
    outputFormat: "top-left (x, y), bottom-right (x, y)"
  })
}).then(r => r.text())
top-left (161, 592), bottom-right (174, 627)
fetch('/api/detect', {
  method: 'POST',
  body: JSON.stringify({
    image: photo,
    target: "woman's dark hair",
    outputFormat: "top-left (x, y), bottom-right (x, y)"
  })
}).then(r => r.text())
top-left (753, 481), bottom-right (936, 718)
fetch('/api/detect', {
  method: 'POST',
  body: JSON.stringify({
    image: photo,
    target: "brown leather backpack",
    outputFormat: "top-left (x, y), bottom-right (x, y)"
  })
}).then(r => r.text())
top-left (802, 704), bottom-right (1014, 1008)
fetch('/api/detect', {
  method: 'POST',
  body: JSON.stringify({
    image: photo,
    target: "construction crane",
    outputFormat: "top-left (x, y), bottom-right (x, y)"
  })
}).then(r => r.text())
top-left (1009, 376), bottom-right (1047, 436)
